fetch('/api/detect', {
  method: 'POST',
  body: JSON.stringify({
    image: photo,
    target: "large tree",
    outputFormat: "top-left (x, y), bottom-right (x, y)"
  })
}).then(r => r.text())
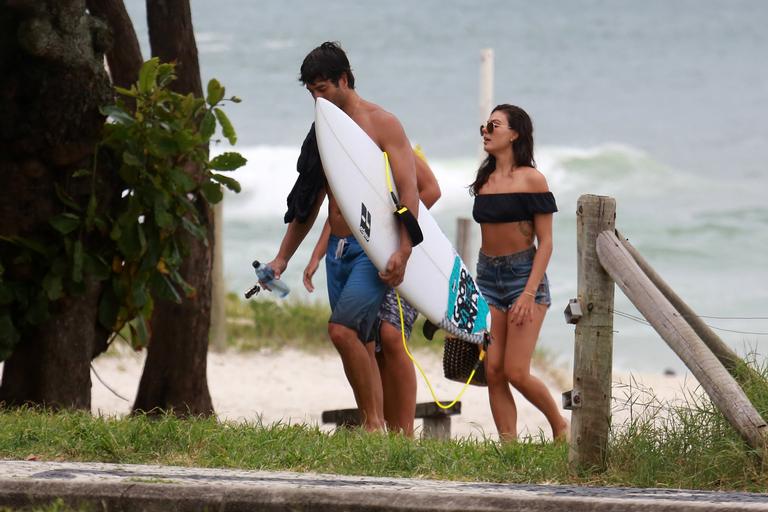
top-left (0, 0), bottom-right (115, 408)
top-left (1, 0), bottom-right (236, 415)
top-left (132, 0), bottom-right (214, 416)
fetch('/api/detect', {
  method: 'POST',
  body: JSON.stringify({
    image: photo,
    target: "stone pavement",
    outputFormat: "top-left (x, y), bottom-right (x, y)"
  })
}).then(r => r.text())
top-left (1, 460), bottom-right (767, 511)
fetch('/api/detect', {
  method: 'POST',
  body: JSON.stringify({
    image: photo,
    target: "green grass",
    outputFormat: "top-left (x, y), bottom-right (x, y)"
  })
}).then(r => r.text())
top-left (9, 298), bottom-right (768, 492)
top-left (223, 292), bottom-right (448, 354)
top-left (0, 408), bottom-right (567, 484)
top-left (2, 367), bottom-right (768, 493)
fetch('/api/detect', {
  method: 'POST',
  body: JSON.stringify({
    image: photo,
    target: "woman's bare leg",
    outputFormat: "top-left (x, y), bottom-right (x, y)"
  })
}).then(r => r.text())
top-left (377, 322), bottom-right (416, 436)
top-left (485, 306), bottom-right (517, 440)
top-left (504, 305), bottom-right (568, 439)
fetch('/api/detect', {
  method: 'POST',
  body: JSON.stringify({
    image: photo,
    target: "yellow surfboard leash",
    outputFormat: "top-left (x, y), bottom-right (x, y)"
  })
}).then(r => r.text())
top-left (383, 150), bottom-right (485, 409)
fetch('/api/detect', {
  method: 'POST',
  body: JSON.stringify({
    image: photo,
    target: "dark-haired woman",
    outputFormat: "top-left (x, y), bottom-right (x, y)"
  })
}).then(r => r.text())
top-left (471, 104), bottom-right (568, 441)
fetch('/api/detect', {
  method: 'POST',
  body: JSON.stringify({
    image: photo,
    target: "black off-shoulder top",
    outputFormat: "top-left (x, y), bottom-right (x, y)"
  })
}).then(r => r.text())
top-left (473, 192), bottom-right (558, 223)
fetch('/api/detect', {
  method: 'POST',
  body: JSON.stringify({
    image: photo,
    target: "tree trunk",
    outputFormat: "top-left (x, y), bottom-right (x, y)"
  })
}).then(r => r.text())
top-left (0, 1), bottom-right (114, 409)
top-left (86, 0), bottom-right (143, 89)
top-left (132, 0), bottom-right (214, 416)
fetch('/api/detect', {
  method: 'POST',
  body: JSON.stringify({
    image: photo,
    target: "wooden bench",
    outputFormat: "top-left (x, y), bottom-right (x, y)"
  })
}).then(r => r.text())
top-left (321, 401), bottom-right (461, 440)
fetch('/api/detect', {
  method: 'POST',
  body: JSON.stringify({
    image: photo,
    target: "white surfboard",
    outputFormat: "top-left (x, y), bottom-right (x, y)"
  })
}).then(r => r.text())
top-left (314, 98), bottom-right (490, 344)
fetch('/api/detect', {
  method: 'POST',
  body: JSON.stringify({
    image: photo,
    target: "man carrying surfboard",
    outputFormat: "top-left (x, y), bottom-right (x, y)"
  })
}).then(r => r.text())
top-left (262, 42), bottom-right (420, 432)
top-left (302, 147), bottom-right (441, 436)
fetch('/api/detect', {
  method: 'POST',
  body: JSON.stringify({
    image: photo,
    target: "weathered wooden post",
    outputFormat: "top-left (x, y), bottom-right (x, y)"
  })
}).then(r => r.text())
top-left (478, 48), bottom-right (494, 163)
top-left (569, 194), bottom-right (616, 473)
top-left (456, 217), bottom-right (472, 262)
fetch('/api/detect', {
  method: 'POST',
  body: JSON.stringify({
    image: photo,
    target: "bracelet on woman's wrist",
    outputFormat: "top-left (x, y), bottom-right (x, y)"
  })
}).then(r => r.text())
top-left (523, 290), bottom-right (536, 298)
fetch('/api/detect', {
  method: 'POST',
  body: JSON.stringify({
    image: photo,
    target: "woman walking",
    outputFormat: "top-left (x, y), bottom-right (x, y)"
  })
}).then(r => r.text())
top-left (471, 104), bottom-right (568, 441)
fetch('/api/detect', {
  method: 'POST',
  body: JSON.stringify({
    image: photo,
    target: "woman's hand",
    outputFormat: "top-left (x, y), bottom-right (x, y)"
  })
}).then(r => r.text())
top-left (303, 258), bottom-right (320, 292)
top-left (509, 292), bottom-right (536, 326)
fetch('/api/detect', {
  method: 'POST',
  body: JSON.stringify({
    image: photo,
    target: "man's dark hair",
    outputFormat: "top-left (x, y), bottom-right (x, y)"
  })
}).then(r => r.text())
top-left (299, 41), bottom-right (355, 89)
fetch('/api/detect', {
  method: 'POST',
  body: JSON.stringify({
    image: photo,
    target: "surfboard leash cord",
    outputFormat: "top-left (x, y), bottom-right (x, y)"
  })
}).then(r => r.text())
top-left (395, 290), bottom-right (485, 410)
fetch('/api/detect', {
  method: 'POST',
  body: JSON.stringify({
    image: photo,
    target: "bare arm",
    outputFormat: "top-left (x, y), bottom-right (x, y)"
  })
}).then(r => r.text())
top-left (414, 149), bottom-right (441, 209)
top-left (526, 212), bottom-right (553, 296)
top-left (510, 171), bottom-right (553, 324)
top-left (266, 186), bottom-right (326, 278)
top-left (377, 113), bottom-right (419, 286)
top-left (303, 217), bottom-right (330, 292)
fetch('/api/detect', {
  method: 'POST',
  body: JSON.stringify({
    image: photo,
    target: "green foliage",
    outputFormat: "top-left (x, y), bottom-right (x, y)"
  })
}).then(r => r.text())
top-left (0, 58), bottom-right (246, 358)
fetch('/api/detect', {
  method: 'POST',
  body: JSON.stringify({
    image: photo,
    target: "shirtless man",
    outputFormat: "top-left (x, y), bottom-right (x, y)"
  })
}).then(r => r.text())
top-left (303, 149), bottom-right (440, 436)
top-left (263, 42), bottom-right (419, 431)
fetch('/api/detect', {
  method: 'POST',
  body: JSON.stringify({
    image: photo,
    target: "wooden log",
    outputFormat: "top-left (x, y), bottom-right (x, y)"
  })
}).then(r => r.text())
top-left (616, 231), bottom-right (753, 378)
top-left (416, 402), bottom-right (461, 441)
top-left (570, 195), bottom-right (616, 473)
top-left (321, 402), bottom-right (461, 440)
top-left (597, 230), bottom-right (768, 453)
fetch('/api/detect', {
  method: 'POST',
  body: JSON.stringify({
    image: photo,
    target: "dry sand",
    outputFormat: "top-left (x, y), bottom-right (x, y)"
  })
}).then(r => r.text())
top-left (90, 347), bottom-right (701, 440)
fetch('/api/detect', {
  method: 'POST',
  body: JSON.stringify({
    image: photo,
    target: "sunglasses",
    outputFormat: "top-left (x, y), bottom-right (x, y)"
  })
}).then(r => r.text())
top-left (480, 121), bottom-right (507, 135)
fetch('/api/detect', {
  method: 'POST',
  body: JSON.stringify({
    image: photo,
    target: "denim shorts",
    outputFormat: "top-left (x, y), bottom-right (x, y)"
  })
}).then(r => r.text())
top-left (374, 288), bottom-right (418, 352)
top-left (326, 235), bottom-right (386, 343)
top-left (476, 246), bottom-right (551, 311)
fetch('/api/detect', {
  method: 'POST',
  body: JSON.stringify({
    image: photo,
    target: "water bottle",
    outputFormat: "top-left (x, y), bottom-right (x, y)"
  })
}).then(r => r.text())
top-left (252, 260), bottom-right (290, 298)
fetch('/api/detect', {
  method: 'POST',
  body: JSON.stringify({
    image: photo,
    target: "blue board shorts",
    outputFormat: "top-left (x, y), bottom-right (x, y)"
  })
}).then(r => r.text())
top-left (326, 235), bottom-right (387, 343)
top-left (476, 246), bottom-right (552, 311)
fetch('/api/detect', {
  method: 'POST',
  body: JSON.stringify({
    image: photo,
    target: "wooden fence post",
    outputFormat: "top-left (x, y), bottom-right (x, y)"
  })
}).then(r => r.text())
top-left (478, 48), bottom-right (493, 163)
top-left (569, 194), bottom-right (616, 473)
top-left (597, 230), bottom-right (768, 453)
top-left (456, 217), bottom-right (472, 262)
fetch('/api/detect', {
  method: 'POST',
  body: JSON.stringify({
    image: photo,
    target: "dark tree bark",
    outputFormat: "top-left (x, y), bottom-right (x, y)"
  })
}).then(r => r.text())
top-left (132, 0), bottom-right (214, 416)
top-left (0, 1), bottom-right (115, 409)
top-left (85, 0), bottom-right (143, 89)
top-left (145, 0), bottom-right (202, 96)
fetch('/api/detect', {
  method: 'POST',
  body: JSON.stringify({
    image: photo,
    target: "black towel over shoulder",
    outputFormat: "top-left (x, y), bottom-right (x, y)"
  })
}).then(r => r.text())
top-left (284, 123), bottom-right (325, 223)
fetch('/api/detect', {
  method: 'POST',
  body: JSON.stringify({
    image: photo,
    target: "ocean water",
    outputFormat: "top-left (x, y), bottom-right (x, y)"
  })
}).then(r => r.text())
top-left (123, 0), bottom-right (768, 373)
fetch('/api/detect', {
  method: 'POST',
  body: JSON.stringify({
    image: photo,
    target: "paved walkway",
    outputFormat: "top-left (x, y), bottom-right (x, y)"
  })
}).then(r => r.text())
top-left (1, 460), bottom-right (767, 511)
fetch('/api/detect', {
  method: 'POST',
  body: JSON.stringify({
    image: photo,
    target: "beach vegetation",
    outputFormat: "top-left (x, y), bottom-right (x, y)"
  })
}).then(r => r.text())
top-left (2, 357), bottom-right (768, 492)
top-left (0, 4), bottom-right (244, 417)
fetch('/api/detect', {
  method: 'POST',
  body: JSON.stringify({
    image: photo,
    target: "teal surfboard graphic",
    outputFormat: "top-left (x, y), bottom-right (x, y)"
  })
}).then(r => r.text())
top-left (446, 256), bottom-right (489, 336)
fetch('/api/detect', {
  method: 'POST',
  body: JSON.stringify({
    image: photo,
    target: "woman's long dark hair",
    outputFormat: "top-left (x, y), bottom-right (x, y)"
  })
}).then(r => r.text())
top-left (469, 104), bottom-right (535, 196)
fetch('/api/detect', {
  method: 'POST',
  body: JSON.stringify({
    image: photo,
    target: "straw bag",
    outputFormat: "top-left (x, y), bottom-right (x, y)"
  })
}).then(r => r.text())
top-left (442, 336), bottom-right (487, 386)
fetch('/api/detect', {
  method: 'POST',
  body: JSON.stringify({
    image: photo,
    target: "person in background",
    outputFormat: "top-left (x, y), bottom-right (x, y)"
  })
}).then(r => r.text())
top-left (303, 148), bottom-right (440, 436)
top-left (263, 42), bottom-right (420, 432)
top-left (470, 104), bottom-right (568, 441)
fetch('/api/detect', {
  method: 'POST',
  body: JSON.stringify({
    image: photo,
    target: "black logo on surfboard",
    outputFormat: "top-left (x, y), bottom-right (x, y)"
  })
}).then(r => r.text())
top-left (359, 203), bottom-right (371, 241)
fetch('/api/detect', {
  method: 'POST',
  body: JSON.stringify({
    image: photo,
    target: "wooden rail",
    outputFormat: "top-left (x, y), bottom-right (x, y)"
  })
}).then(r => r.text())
top-left (596, 230), bottom-right (768, 453)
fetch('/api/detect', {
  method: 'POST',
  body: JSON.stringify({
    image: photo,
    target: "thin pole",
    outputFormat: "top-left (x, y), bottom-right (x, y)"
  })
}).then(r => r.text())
top-left (478, 48), bottom-right (494, 163)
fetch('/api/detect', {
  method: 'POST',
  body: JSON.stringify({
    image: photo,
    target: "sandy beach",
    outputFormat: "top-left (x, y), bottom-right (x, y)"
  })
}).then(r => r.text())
top-left (89, 347), bottom-right (701, 440)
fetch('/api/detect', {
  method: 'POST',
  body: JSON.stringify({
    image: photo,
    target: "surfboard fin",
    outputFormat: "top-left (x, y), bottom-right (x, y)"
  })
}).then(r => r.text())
top-left (422, 319), bottom-right (439, 340)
